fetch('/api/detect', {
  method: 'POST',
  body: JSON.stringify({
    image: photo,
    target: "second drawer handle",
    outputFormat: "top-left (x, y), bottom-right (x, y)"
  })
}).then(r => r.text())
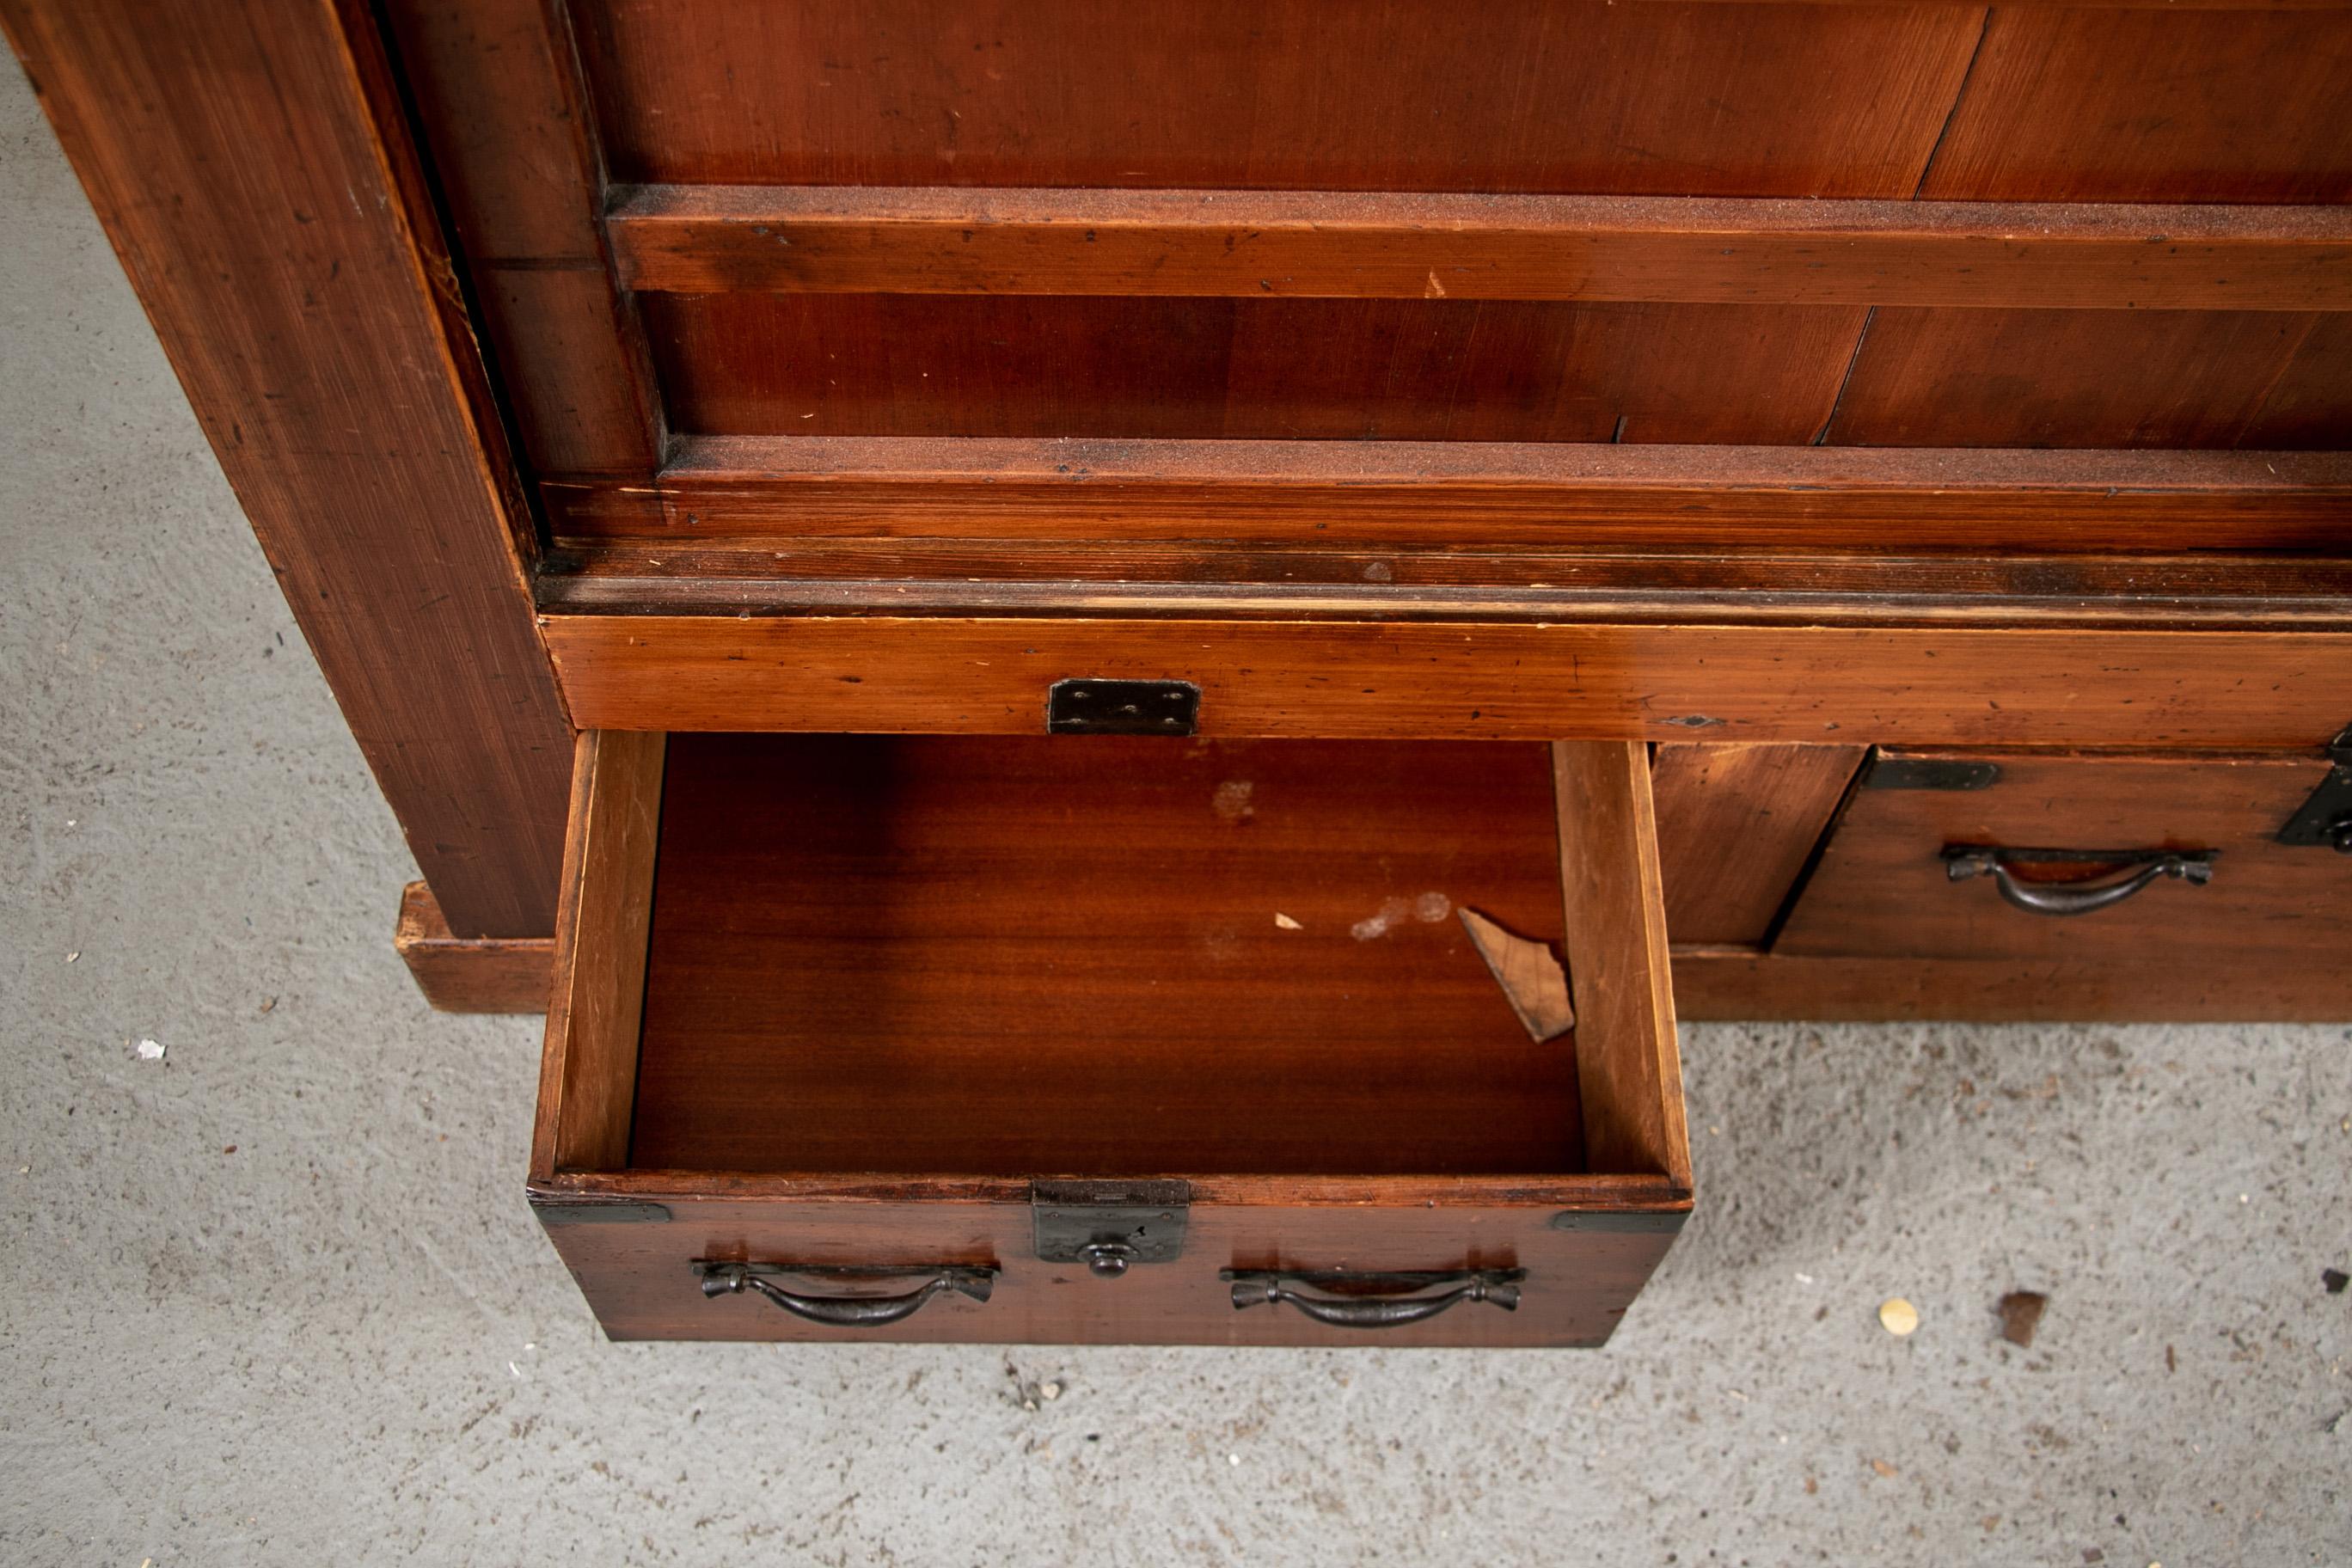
top-left (695, 1261), bottom-right (995, 1327)
top-left (1223, 1269), bottom-right (1525, 1328)
top-left (1942, 846), bottom-right (2216, 917)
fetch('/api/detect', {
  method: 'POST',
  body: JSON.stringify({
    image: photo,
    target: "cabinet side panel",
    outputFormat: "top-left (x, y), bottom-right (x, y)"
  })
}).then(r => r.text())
top-left (1, 0), bottom-right (575, 934)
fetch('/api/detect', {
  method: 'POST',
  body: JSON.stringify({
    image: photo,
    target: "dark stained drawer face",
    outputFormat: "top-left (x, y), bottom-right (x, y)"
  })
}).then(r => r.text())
top-left (1775, 750), bottom-right (2352, 966)
top-left (530, 732), bottom-right (1690, 1346)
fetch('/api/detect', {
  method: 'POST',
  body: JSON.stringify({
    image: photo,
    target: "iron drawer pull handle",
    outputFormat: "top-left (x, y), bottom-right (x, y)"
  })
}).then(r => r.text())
top-left (1222, 1269), bottom-right (1525, 1327)
top-left (1942, 847), bottom-right (2216, 917)
top-left (695, 1262), bottom-right (995, 1327)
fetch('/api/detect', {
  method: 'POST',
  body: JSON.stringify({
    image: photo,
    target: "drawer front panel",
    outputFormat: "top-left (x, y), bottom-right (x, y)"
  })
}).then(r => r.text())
top-left (1775, 750), bottom-right (2349, 965)
top-left (535, 1194), bottom-right (1681, 1348)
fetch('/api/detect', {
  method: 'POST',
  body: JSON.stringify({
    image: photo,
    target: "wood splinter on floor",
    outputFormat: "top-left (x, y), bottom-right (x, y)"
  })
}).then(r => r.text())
top-left (1457, 908), bottom-right (1575, 1043)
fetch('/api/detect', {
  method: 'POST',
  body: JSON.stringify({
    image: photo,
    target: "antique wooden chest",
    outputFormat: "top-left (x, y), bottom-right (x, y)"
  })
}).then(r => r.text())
top-left (9, 0), bottom-right (2347, 1344)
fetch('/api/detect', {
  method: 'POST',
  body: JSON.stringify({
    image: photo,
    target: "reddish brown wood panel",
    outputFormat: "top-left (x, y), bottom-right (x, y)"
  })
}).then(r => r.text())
top-left (1652, 744), bottom-right (1867, 946)
top-left (610, 187), bottom-right (2352, 312)
top-left (537, 615), bottom-right (2352, 750)
top-left (532, 1188), bottom-right (1683, 1346)
top-left (533, 730), bottom-right (665, 1179)
top-left (547, 440), bottom-right (2352, 554)
top-left (2243, 316), bottom-right (2352, 448)
top-left (1774, 751), bottom-right (2352, 965)
top-left (1919, 9), bottom-right (2352, 203)
top-left (395, 882), bottom-right (554, 1012)
top-left (1822, 309), bottom-right (2348, 449)
top-left (381, 0), bottom-right (665, 475)
top-left (571, 1), bottom-right (1982, 196)
top-left (640, 294), bottom-right (1868, 444)
top-left (469, 267), bottom-right (666, 479)
top-left (1552, 743), bottom-right (1691, 1185)
top-left (0, 0), bottom-right (572, 936)
top-left (1672, 953), bottom-right (2352, 1022)
top-left (630, 735), bottom-right (1582, 1176)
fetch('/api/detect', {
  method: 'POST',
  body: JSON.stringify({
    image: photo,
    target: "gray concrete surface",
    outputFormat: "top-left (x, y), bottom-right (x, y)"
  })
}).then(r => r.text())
top-left (4, 54), bottom-right (2349, 1568)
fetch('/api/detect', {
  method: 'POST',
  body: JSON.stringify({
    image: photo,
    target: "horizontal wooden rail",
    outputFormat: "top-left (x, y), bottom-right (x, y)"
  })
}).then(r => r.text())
top-left (538, 614), bottom-right (2352, 749)
top-left (609, 187), bottom-right (2352, 310)
top-left (538, 439), bottom-right (2352, 554)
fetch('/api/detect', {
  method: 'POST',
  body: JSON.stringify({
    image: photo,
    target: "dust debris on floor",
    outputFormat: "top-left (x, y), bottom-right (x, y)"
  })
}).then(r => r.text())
top-left (1998, 1290), bottom-right (2049, 1347)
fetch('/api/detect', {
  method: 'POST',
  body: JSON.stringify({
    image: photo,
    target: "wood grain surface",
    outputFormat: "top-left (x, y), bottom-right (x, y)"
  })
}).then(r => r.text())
top-left (1652, 744), bottom-right (1869, 946)
top-left (1822, 309), bottom-right (2348, 449)
top-left (533, 731), bottom-right (665, 1179)
top-left (629, 735), bottom-right (1584, 1176)
top-left (570, 0), bottom-right (1981, 195)
top-left (529, 1184), bottom-right (1685, 1346)
top-left (1671, 952), bottom-right (2352, 1021)
top-left (1774, 750), bottom-right (2352, 965)
top-left (394, 882), bottom-right (556, 1013)
top-left (2, 0), bottom-right (574, 935)
top-left (379, 0), bottom-right (667, 475)
top-left (538, 616), bottom-right (2352, 750)
top-left (545, 440), bottom-right (2352, 553)
top-left (638, 292), bottom-right (1868, 445)
top-left (612, 186), bottom-right (2352, 312)
top-left (538, 545), bottom-right (2352, 633)
top-left (1918, 8), bottom-right (2352, 203)
top-left (1552, 743), bottom-right (1691, 1186)
top-left (400, 884), bottom-right (560, 1020)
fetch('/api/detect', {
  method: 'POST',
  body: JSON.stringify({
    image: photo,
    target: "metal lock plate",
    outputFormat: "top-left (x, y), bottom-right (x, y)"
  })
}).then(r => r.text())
top-left (1045, 679), bottom-right (1200, 737)
top-left (1032, 1179), bottom-right (1191, 1277)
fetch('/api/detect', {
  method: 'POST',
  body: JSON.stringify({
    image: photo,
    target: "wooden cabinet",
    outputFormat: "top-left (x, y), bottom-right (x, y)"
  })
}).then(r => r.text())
top-left (10, 0), bottom-right (2349, 1344)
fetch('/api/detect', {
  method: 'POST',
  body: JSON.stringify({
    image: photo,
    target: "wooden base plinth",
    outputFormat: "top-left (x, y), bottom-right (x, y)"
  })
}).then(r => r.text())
top-left (389, 882), bottom-right (2352, 1023)
top-left (1669, 952), bottom-right (2352, 1024)
top-left (395, 882), bottom-right (556, 1014)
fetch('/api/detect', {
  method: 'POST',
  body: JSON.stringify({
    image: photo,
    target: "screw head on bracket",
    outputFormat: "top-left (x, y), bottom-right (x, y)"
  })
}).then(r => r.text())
top-left (1078, 1241), bottom-right (1138, 1278)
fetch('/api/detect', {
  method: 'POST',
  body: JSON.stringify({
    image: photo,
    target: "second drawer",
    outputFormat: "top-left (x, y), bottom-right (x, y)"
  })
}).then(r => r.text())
top-left (1776, 748), bottom-right (2352, 964)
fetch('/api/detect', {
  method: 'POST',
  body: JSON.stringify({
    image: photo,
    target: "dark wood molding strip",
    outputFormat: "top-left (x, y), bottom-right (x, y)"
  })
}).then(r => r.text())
top-left (609, 186), bottom-right (2352, 310)
top-left (536, 543), bottom-right (2352, 631)
top-left (3, 0), bottom-right (573, 935)
top-left (542, 439), bottom-right (2352, 554)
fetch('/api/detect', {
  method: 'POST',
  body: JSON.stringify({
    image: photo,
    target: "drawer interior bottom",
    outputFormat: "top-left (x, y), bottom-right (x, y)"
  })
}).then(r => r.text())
top-left (628, 733), bottom-right (1585, 1178)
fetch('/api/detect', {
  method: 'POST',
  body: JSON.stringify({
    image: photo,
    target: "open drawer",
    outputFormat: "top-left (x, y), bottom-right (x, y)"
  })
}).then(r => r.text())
top-left (529, 731), bottom-right (1690, 1346)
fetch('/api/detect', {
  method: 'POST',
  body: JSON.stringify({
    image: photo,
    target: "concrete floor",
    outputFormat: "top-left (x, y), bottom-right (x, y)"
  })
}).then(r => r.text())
top-left (4, 55), bottom-right (2349, 1568)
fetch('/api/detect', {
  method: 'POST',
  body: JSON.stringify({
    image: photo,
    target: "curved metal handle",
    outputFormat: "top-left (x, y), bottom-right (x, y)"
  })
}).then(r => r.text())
top-left (1222, 1269), bottom-right (1524, 1328)
top-left (1943, 847), bottom-right (2215, 917)
top-left (695, 1261), bottom-right (995, 1327)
